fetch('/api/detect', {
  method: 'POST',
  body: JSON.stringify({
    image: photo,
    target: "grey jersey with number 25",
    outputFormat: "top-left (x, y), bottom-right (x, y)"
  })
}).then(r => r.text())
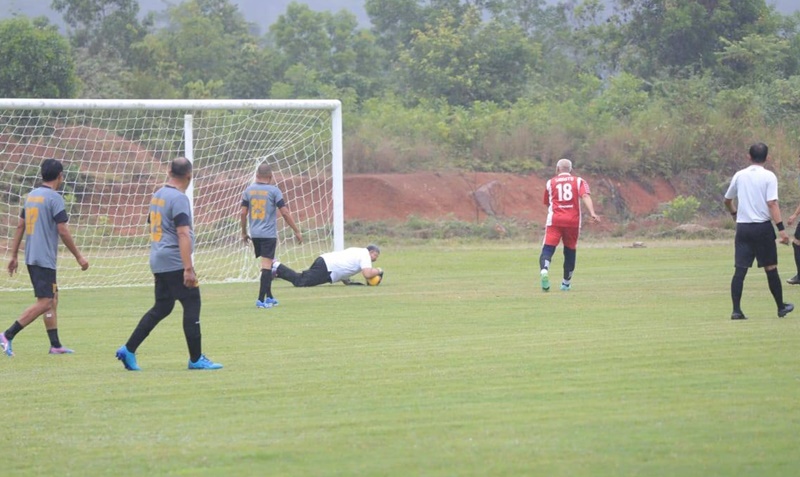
top-left (241, 182), bottom-right (285, 239)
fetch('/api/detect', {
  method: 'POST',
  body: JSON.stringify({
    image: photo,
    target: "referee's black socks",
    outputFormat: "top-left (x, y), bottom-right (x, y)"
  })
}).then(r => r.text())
top-left (765, 268), bottom-right (784, 307)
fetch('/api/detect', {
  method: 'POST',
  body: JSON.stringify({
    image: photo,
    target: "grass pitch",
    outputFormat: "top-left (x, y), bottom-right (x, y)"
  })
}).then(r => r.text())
top-left (2, 240), bottom-right (800, 476)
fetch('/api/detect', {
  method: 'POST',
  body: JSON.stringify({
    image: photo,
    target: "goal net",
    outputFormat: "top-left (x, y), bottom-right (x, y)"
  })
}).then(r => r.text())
top-left (0, 99), bottom-right (343, 290)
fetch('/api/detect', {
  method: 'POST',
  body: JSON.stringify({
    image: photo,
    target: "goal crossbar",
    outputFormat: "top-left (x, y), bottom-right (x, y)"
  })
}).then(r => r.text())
top-left (1, 98), bottom-right (342, 111)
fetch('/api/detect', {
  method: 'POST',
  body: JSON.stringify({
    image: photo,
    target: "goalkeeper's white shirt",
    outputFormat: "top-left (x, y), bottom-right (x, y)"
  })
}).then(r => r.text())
top-left (321, 247), bottom-right (372, 283)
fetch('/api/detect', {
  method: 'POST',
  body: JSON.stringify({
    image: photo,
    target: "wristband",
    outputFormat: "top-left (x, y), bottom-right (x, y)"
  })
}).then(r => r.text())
top-left (777, 222), bottom-right (785, 231)
top-left (730, 211), bottom-right (736, 216)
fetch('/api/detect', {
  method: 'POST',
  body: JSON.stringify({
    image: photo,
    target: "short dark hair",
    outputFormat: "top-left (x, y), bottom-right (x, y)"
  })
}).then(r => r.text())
top-left (749, 143), bottom-right (769, 163)
top-left (257, 163), bottom-right (273, 177)
top-left (367, 244), bottom-right (381, 254)
top-left (41, 158), bottom-right (63, 182)
top-left (170, 157), bottom-right (193, 178)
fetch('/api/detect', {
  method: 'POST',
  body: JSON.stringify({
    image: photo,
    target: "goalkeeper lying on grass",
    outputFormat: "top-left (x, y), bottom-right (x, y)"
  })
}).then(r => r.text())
top-left (272, 244), bottom-right (383, 287)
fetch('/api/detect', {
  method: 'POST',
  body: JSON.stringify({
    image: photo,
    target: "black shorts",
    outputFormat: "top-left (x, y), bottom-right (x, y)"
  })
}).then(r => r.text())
top-left (154, 270), bottom-right (201, 302)
top-left (735, 222), bottom-right (778, 269)
top-left (27, 264), bottom-right (57, 298)
top-left (794, 221), bottom-right (800, 240)
top-left (251, 237), bottom-right (277, 259)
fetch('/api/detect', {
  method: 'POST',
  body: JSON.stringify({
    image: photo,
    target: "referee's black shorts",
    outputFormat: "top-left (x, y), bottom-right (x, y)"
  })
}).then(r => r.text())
top-left (735, 221), bottom-right (778, 268)
top-left (154, 269), bottom-right (200, 302)
top-left (27, 264), bottom-right (57, 298)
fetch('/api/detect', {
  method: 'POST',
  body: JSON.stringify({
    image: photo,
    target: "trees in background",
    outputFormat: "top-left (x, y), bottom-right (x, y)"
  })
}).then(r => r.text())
top-left (394, 6), bottom-right (539, 106)
top-left (2, 0), bottom-right (800, 181)
top-left (41, 0), bottom-right (800, 104)
top-left (51, 0), bottom-right (152, 65)
top-left (270, 3), bottom-right (385, 101)
top-left (611, 0), bottom-right (768, 76)
top-left (0, 17), bottom-right (77, 98)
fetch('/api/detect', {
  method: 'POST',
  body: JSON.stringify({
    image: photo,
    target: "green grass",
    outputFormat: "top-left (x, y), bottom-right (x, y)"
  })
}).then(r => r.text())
top-left (2, 240), bottom-right (800, 476)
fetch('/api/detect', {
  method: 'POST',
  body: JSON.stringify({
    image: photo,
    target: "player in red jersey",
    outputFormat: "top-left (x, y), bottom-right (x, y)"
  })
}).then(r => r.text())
top-left (539, 159), bottom-right (599, 291)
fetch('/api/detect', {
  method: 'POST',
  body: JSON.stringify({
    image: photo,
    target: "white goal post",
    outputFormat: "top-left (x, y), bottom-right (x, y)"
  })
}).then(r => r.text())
top-left (0, 99), bottom-right (343, 290)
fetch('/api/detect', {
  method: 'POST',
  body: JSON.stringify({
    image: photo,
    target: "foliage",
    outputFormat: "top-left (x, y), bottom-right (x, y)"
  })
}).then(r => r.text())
top-left (756, 75), bottom-right (800, 137)
top-left (0, 17), bottom-right (78, 98)
top-left (396, 7), bottom-right (538, 106)
top-left (716, 34), bottom-right (791, 86)
top-left (72, 46), bottom-right (133, 98)
top-left (121, 0), bottom-right (260, 99)
top-left (269, 3), bottom-right (386, 102)
top-left (364, 0), bottom-right (430, 58)
top-left (157, 1), bottom-right (241, 87)
top-left (588, 72), bottom-right (649, 120)
top-left (613, 0), bottom-right (771, 77)
top-left (51, 0), bottom-right (153, 63)
top-left (662, 195), bottom-right (701, 223)
top-left (5, 0), bottom-right (793, 179)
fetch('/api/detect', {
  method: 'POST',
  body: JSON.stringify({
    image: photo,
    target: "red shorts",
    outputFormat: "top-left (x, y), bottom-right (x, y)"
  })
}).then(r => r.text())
top-left (543, 225), bottom-right (580, 249)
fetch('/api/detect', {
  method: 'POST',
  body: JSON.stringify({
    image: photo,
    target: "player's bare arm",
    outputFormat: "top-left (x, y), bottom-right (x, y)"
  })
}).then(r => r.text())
top-left (788, 201), bottom-right (800, 225)
top-left (239, 205), bottom-right (250, 243)
top-left (581, 194), bottom-right (600, 222)
top-left (57, 222), bottom-right (89, 270)
top-left (177, 225), bottom-right (197, 287)
top-left (7, 216), bottom-right (24, 276)
top-left (767, 199), bottom-right (789, 244)
top-left (280, 206), bottom-right (303, 243)
top-left (724, 197), bottom-right (737, 217)
top-left (362, 267), bottom-right (383, 279)
top-left (789, 201), bottom-right (800, 246)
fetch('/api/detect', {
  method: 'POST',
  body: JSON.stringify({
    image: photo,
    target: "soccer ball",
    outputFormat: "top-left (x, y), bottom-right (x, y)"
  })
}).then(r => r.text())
top-left (367, 271), bottom-right (383, 286)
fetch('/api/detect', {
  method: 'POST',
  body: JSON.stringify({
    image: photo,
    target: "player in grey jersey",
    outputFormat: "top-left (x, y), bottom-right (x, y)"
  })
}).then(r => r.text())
top-left (240, 162), bottom-right (302, 308)
top-left (115, 157), bottom-right (222, 371)
top-left (1, 158), bottom-right (89, 357)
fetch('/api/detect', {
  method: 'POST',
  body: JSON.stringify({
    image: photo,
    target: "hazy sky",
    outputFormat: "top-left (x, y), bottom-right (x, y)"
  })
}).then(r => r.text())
top-left (2, 0), bottom-right (798, 32)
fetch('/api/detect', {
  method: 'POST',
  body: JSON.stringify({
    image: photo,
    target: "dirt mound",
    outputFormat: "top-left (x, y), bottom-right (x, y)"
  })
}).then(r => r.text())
top-left (343, 172), bottom-right (677, 225)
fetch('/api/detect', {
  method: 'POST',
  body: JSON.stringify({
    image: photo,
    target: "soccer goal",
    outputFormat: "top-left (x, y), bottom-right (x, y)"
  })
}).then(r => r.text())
top-left (0, 99), bottom-right (343, 290)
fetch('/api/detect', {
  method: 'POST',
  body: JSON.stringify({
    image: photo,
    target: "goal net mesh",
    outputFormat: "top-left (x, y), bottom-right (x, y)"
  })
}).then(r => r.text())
top-left (0, 104), bottom-right (338, 290)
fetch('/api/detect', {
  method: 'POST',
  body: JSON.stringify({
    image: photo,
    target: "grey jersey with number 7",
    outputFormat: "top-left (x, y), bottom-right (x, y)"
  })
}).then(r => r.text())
top-left (149, 185), bottom-right (193, 274)
top-left (20, 185), bottom-right (68, 270)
